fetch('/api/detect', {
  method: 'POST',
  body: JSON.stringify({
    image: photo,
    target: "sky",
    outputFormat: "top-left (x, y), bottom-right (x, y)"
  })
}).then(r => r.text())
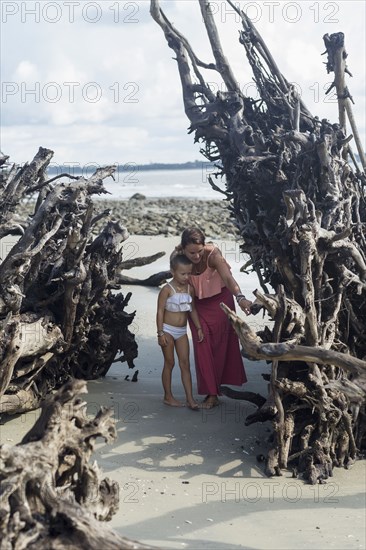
top-left (1, 0), bottom-right (365, 170)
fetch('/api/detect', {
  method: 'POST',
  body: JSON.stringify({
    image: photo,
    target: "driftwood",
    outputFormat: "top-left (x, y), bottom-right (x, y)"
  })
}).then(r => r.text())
top-left (117, 270), bottom-right (171, 287)
top-left (0, 148), bottom-right (137, 415)
top-left (151, 0), bottom-right (366, 482)
top-left (118, 253), bottom-right (169, 286)
top-left (0, 379), bottom-right (154, 549)
top-left (0, 148), bottom-right (165, 416)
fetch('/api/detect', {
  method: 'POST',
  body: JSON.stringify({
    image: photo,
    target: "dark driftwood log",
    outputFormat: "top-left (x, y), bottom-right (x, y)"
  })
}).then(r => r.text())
top-left (0, 379), bottom-right (154, 549)
top-left (119, 252), bottom-right (165, 270)
top-left (151, 0), bottom-right (366, 482)
top-left (117, 270), bottom-right (171, 287)
top-left (117, 252), bottom-right (171, 287)
top-left (219, 385), bottom-right (266, 408)
top-left (0, 149), bottom-right (139, 416)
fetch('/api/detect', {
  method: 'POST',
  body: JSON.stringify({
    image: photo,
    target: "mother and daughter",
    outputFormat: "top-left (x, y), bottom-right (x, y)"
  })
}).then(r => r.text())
top-left (156, 227), bottom-right (252, 410)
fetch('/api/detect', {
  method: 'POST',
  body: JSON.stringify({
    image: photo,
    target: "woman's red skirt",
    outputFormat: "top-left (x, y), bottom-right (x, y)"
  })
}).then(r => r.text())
top-left (188, 286), bottom-right (247, 395)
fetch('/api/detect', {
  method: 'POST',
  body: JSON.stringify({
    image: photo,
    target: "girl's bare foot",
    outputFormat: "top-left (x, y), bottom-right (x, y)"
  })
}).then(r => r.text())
top-left (163, 398), bottom-right (184, 407)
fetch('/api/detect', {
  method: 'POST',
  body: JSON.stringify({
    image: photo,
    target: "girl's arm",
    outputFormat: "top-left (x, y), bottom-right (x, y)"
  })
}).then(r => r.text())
top-left (156, 286), bottom-right (169, 346)
top-left (208, 247), bottom-right (252, 315)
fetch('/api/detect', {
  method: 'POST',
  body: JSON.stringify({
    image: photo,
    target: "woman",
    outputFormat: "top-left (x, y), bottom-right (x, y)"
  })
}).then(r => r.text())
top-left (176, 227), bottom-right (252, 409)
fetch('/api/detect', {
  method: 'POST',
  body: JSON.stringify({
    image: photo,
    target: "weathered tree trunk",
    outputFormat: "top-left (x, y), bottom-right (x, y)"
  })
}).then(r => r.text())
top-left (0, 148), bottom-right (162, 416)
top-left (0, 379), bottom-right (154, 549)
top-left (151, 0), bottom-right (366, 482)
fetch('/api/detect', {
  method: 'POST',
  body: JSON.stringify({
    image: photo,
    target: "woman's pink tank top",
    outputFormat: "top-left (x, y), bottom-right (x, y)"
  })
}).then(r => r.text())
top-left (189, 247), bottom-right (229, 299)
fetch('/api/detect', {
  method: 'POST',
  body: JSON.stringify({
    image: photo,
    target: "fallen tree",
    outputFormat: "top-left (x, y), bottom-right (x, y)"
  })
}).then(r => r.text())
top-left (0, 379), bottom-right (154, 549)
top-left (0, 148), bottom-right (163, 416)
top-left (151, 0), bottom-right (366, 482)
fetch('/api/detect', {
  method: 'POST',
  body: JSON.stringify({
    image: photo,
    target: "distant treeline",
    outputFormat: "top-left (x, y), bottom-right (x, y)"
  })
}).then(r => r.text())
top-left (46, 160), bottom-right (217, 175)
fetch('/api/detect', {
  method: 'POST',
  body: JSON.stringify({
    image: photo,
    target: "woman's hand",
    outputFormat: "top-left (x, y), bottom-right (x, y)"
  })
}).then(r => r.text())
top-left (238, 298), bottom-right (252, 316)
top-left (197, 327), bottom-right (204, 343)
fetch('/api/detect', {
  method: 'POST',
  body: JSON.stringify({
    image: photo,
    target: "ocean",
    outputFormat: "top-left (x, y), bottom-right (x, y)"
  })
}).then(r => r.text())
top-left (102, 168), bottom-right (226, 200)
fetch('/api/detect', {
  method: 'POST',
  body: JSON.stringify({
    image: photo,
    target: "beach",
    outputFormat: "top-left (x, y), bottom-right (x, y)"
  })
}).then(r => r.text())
top-left (94, 196), bottom-right (239, 240)
top-left (19, 195), bottom-right (240, 240)
top-left (1, 231), bottom-right (365, 550)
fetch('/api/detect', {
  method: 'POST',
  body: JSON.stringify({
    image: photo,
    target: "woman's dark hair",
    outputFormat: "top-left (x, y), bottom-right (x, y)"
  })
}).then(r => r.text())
top-left (181, 227), bottom-right (205, 248)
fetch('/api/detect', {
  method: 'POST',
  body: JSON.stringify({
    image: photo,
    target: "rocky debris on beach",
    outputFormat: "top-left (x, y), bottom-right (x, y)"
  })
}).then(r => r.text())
top-left (17, 195), bottom-right (240, 240)
top-left (94, 195), bottom-right (240, 240)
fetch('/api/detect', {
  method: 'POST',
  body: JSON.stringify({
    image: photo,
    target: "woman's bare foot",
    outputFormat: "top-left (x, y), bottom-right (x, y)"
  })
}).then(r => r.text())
top-left (186, 400), bottom-right (200, 411)
top-left (163, 397), bottom-right (184, 407)
top-left (201, 395), bottom-right (220, 409)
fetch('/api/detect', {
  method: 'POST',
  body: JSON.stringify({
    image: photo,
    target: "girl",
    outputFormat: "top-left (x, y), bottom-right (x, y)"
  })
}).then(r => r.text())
top-left (156, 254), bottom-right (204, 410)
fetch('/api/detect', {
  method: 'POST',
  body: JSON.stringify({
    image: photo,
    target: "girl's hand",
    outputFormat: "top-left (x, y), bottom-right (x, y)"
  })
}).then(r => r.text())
top-left (158, 334), bottom-right (168, 347)
top-left (238, 298), bottom-right (252, 316)
top-left (197, 328), bottom-right (204, 343)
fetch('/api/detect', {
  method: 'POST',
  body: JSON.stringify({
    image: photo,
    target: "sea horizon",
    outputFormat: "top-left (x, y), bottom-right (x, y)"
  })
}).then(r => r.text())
top-left (97, 167), bottom-right (226, 200)
top-left (68, 169), bottom-right (225, 200)
top-left (42, 160), bottom-right (226, 200)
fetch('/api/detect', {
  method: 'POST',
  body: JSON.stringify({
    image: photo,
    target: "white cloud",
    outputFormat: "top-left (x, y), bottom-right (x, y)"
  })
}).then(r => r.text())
top-left (1, 0), bottom-right (365, 166)
top-left (13, 60), bottom-right (39, 80)
top-left (1, 122), bottom-right (199, 167)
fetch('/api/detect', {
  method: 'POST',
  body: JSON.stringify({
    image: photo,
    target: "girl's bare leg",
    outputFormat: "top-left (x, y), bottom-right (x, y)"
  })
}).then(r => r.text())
top-left (161, 334), bottom-right (184, 406)
top-left (175, 335), bottom-right (199, 409)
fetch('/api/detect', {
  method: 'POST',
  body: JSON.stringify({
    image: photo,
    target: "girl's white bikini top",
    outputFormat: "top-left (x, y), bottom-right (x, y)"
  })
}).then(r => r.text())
top-left (165, 282), bottom-right (192, 312)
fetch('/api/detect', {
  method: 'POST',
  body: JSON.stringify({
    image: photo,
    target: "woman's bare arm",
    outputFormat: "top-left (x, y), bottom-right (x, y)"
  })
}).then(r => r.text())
top-left (189, 287), bottom-right (204, 342)
top-left (208, 247), bottom-right (252, 315)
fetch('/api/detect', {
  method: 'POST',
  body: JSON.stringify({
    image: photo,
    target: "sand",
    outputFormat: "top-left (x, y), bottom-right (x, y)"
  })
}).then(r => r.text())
top-left (0, 236), bottom-right (365, 550)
